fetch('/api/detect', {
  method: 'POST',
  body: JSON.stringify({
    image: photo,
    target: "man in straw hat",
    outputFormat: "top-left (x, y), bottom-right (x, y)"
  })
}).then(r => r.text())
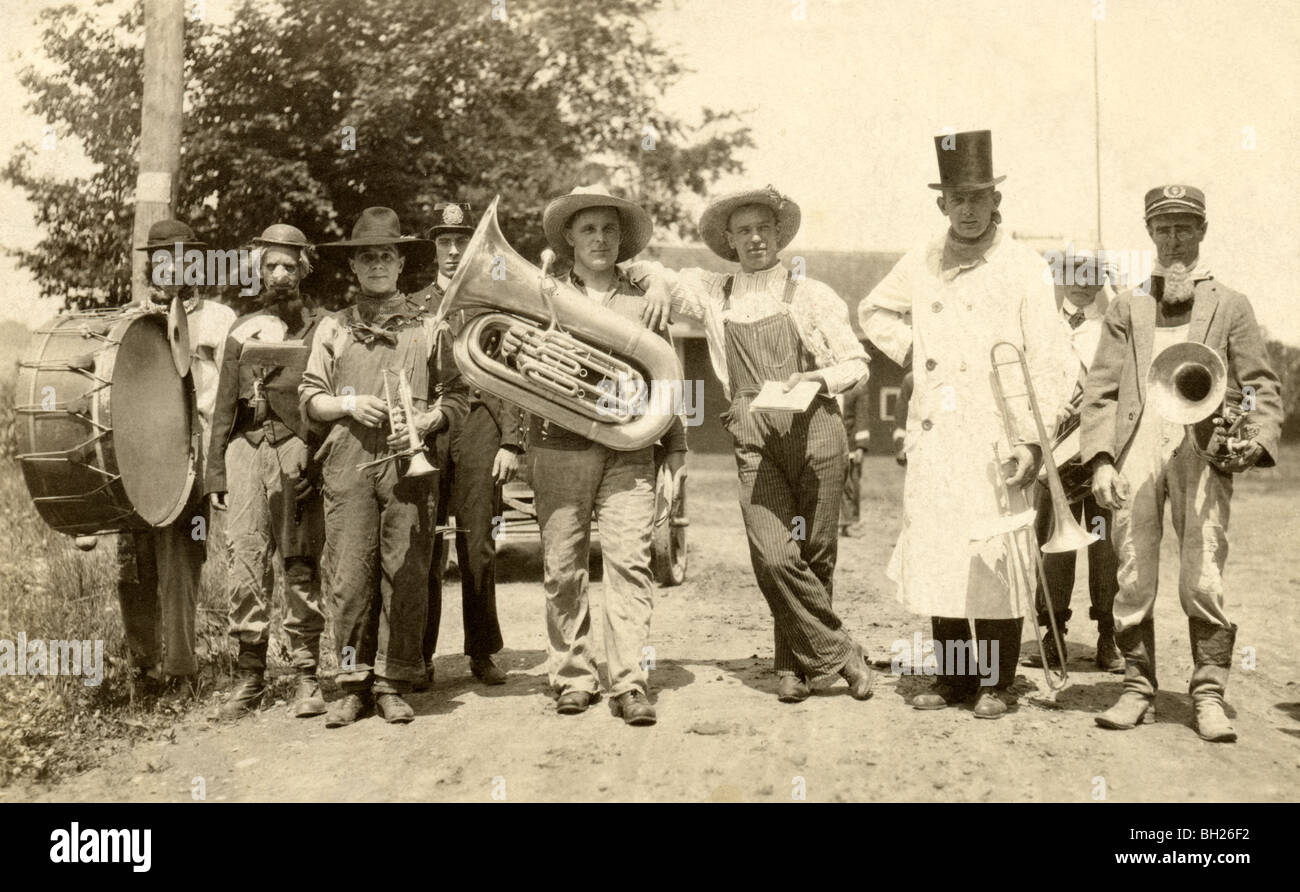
top-left (1023, 244), bottom-right (1123, 676)
top-left (411, 202), bottom-right (523, 690)
top-left (532, 185), bottom-right (687, 726)
top-left (1082, 185), bottom-right (1282, 741)
top-left (859, 131), bottom-right (1070, 719)
top-left (116, 218), bottom-right (235, 692)
top-left (632, 185), bottom-right (877, 704)
top-left (206, 224), bottom-right (329, 720)
top-left (300, 207), bottom-right (469, 726)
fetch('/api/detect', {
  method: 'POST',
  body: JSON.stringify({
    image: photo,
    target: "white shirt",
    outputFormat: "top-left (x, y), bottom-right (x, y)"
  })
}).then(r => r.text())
top-left (634, 260), bottom-right (869, 399)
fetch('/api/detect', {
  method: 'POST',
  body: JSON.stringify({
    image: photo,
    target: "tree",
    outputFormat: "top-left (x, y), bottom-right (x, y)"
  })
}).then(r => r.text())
top-left (5, 0), bottom-right (751, 309)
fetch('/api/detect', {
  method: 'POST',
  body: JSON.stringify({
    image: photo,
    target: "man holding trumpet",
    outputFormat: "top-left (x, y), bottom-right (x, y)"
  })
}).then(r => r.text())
top-left (301, 207), bottom-right (469, 726)
top-left (1082, 185), bottom-right (1282, 741)
top-left (861, 130), bottom-right (1070, 718)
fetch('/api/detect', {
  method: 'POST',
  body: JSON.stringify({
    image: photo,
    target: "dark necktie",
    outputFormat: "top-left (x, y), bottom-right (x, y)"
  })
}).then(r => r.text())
top-left (1067, 310), bottom-right (1085, 330)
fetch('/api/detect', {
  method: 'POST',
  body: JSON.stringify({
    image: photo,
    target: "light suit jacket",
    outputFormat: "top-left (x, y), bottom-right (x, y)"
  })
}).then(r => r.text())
top-left (1079, 278), bottom-right (1282, 468)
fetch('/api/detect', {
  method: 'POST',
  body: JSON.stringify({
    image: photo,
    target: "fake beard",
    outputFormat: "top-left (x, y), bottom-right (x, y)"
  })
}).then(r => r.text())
top-left (1161, 262), bottom-right (1196, 306)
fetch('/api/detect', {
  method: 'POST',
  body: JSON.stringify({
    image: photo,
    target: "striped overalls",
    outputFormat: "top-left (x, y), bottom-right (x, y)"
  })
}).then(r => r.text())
top-left (721, 277), bottom-right (856, 685)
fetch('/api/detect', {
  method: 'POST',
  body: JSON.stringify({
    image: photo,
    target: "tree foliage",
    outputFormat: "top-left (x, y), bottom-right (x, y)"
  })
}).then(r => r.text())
top-left (5, 0), bottom-right (751, 309)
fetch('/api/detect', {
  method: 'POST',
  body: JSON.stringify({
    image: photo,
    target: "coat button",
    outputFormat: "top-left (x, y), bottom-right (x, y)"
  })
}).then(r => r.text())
top-left (1127, 411), bottom-right (1135, 420)
top-left (931, 301), bottom-right (944, 313)
top-left (922, 419), bottom-right (933, 431)
top-left (925, 358), bottom-right (937, 371)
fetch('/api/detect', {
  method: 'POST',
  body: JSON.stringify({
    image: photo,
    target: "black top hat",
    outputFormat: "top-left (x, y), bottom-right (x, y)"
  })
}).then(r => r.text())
top-left (428, 202), bottom-right (477, 239)
top-left (135, 218), bottom-right (207, 252)
top-left (317, 207), bottom-right (434, 266)
top-left (928, 130), bottom-right (1006, 192)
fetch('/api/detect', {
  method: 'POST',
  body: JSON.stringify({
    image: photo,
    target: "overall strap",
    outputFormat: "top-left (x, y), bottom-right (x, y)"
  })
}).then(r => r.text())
top-left (782, 270), bottom-right (797, 305)
top-left (721, 275), bottom-right (735, 312)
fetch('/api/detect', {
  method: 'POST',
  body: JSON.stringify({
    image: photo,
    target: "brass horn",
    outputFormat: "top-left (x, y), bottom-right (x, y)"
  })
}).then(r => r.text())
top-left (436, 196), bottom-right (683, 451)
top-left (989, 341), bottom-right (1100, 692)
top-left (1146, 341), bottom-right (1226, 425)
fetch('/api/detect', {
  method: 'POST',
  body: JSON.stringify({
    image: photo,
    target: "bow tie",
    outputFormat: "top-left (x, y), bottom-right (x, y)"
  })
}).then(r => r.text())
top-left (1067, 310), bottom-right (1086, 329)
top-left (348, 320), bottom-right (399, 346)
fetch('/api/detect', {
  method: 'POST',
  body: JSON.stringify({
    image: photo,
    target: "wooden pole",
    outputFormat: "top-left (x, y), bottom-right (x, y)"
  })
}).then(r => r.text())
top-left (131, 0), bottom-right (185, 304)
top-left (1092, 18), bottom-right (1103, 248)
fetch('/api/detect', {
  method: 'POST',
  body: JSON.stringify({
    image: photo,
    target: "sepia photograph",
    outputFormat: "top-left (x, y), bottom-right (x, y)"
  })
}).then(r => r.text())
top-left (0, 0), bottom-right (1296, 862)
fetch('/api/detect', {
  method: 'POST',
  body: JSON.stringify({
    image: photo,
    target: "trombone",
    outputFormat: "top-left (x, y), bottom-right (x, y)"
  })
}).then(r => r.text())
top-left (355, 367), bottom-right (438, 477)
top-left (988, 341), bottom-right (1099, 691)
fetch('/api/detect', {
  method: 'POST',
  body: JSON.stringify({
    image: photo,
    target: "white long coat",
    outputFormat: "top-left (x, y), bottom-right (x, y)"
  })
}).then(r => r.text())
top-left (861, 229), bottom-right (1071, 619)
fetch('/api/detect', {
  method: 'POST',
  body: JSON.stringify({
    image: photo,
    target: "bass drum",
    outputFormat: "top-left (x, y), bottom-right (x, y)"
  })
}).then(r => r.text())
top-left (16, 309), bottom-right (196, 536)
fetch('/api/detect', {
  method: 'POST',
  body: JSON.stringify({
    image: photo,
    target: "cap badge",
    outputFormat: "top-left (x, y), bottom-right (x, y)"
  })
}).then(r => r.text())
top-left (442, 204), bottom-right (465, 225)
top-left (1164, 185), bottom-right (1186, 199)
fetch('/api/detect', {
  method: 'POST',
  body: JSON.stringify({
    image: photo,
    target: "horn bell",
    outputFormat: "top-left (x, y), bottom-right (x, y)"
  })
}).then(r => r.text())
top-left (440, 196), bottom-right (683, 452)
top-left (1146, 341), bottom-right (1227, 425)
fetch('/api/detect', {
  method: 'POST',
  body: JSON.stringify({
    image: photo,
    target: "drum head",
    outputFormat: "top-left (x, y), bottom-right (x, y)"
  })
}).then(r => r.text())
top-left (113, 315), bottom-right (194, 525)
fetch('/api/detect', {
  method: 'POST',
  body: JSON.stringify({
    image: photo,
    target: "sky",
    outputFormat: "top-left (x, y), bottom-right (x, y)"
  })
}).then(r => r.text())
top-left (1, 0), bottom-right (1297, 344)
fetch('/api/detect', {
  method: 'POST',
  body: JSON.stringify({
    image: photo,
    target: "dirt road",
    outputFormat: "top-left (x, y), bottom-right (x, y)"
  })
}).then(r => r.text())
top-left (14, 454), bottom-right (1300, 802)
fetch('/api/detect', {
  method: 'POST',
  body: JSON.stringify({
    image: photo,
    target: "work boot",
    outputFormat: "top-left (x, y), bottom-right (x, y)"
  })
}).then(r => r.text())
top-left (912, 680), bottom-right (975, 710)
top-left (1189, 618), bottom-right (1238, 743)
top-left (1096, 617), bottom-right (1157, 729)
top-left (776, 672), bottom-right (811, 703)
top-left (611, 690), bottom-right (657, 726)
top-left (972, 687), bottom-right (1013, 719)
top-left (470, 655), bottom-right (508, 686)
top-left (375, 692), bottom-right (415, 724)
top-left (839, 643), bottom-right (875, 700)
top-left (1095, 622), bottom-right (1124, 672)
top-left (325, 691), bottom-right (372, 728)
top-left (218, 641), bottom-right (268, 721)
top-left (1027, 625), bottom-right (1067, 670)
top-left (291, 672), bottom-right (327, 718)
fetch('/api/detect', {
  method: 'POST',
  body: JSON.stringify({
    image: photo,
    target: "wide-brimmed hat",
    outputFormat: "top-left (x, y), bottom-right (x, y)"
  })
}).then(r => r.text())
top-left (250, 223), bottom-right (311, 250)
top-left (135, 218), bottom-right (207, 252)
top-left (542, 185), bottom-right (653, 263)
top-left (928, 130), bottom-right (1006, 192)
top-left (317, 207), bottom-right (433, 266)
top-left (1144, 184), bottom-right (1206, 222)
top-left (428, 201), bottom-right (477, 239)
top-left (698, 185), bottom-right (801, 262)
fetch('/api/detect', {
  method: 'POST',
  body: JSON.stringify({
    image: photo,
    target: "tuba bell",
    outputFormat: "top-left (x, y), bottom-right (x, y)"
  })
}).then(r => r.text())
top-left (434, 197), bottom-right (683, 452)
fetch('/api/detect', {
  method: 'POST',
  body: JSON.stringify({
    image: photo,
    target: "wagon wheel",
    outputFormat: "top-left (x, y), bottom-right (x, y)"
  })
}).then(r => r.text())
top-left (651, 471), bottom-right (687, 587)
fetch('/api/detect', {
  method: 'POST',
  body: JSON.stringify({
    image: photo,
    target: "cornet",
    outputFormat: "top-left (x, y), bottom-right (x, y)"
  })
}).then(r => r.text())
top-left (355, 368), bottom-right (438, 476)
top-left (987, 341), bottom-right (1099, 691)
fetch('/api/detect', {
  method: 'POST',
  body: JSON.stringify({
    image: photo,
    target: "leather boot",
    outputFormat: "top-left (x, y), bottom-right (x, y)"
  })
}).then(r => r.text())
top-left (1094, 620), bottom-right (1124, 672)
top-left (219, 641), bottom-right (267, 721)
top-left (291, 671), bottom-right (327, 718)
top-left (1096, 616), bottom-right (1156, 729)
top-left (1189, 619), bottom-right (1238, 743)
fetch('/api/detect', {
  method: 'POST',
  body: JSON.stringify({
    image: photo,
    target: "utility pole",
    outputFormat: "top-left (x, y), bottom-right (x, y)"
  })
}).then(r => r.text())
top-left (131, 0), bottom-right (185, 304)
top-left (1092, 18), bottom-right (1103, 248)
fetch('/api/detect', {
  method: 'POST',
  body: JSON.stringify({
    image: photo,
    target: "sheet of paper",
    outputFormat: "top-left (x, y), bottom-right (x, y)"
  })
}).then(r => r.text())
top-left (748, 379), bottom-right (821, 414)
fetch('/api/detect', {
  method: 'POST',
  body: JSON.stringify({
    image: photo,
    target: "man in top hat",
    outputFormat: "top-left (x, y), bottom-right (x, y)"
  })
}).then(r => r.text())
top-left (116, 218), bottom-right (236, 689)
top-left (1024, 245), bottom-right (1123, 675)
top-left (1082, 186), bottom-right (1282, 741)
top-left (860, 131), bottom-right (1070, 718)
top-left (838, 373), bottom-right (872, 538)
top-left (411, 202), bottom-right (522, 689)
top-left (300, 207), bottom-right (469, 726)
top-left (531, 185), bottom-right (686, 726)
top-left (633, 185), bottom-right (877, 704)
top-left (206, 224), bottom-right (329, 720)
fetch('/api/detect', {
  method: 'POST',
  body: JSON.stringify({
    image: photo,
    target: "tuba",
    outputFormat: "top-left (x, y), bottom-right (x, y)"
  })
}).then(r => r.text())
top-left (434, 197), bottom-right (683, 452)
